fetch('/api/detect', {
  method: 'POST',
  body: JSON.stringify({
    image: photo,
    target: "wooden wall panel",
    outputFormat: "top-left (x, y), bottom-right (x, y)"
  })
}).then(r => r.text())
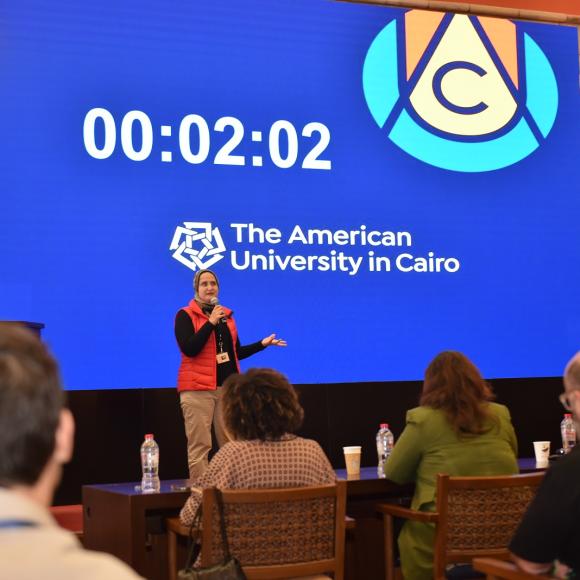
top-left (54, 376), bottom-right (564, 505)
top-left (340, 0), bottom-right (580, 24)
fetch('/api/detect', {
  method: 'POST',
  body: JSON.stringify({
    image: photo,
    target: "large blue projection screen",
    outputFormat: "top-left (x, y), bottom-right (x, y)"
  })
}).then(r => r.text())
top-left (0, 1), bottom-right (579, 389)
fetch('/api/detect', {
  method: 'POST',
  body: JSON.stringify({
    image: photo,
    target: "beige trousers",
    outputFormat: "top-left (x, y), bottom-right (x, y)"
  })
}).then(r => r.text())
top-left (180, 388), bottom-right (230, 481)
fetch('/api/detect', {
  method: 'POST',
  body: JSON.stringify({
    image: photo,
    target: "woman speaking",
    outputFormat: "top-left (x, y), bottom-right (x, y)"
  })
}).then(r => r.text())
top-left (175, 269), bottom-right (286, 480)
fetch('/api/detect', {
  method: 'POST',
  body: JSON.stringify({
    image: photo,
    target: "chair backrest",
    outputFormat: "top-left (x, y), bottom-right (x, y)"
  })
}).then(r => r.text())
top-left (433, 472), bottom-right (544, 578)
top-left (199, 481), bottom-right (346, 580)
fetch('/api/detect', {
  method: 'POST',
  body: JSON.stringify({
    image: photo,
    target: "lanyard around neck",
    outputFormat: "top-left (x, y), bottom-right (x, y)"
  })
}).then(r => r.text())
top-left (0, 519), bottom-right (37, 529)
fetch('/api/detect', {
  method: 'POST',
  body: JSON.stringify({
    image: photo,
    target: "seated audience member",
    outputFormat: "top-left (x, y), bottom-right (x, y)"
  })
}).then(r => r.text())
top-left (386, 351), bottom-right (518, 580)
top-left (0, 324), bottom-right (141, 579)
top-left (509, 352), bottom-right (580, 578)
top-left (180, 368), bottom-right (336, 525)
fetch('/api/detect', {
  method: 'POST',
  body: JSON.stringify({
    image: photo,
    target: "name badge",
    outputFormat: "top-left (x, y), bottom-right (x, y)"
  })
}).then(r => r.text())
top-left (216, 352), bottom-right (230, 364)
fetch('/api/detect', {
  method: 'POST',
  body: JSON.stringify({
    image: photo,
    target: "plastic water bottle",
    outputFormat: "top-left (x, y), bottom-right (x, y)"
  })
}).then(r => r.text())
top-left (376, 423), bottom-right (395, 478)
top-left (560, 414), bottom-right (576, 453)
top-left (141, 434), bottom-right (160, 493)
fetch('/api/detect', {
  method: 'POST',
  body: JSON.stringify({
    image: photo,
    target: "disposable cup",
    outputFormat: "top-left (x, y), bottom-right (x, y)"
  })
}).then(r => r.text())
top-left (533, 441), bottom-right (550, 467)
top-left (343, 446), bottom-right (361, 477)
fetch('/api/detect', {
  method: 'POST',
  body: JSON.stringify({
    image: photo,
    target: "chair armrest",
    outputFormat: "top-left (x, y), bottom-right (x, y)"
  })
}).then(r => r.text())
top-left (345, 515), bottom-right (355, 530)
top-left (376, 503), bottom-right (438, 523)
top-left (472, 557), bottom-right (553, 579)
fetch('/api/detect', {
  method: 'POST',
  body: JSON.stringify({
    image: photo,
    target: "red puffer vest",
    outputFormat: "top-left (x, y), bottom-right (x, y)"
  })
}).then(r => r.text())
top-left (176, 300), bottom-right (240, 392)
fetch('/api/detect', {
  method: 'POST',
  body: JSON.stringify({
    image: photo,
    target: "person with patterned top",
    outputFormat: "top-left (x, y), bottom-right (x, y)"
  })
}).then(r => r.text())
top-left (180, 368), bottom-right (336, 526)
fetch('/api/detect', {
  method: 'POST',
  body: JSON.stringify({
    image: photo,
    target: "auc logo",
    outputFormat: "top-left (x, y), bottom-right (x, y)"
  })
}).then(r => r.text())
top-left (362, 10), bottom-right (558, 172)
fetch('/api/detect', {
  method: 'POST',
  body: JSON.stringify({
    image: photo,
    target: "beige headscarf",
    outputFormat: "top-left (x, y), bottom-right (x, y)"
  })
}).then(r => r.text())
top-left (193, 269), bottom-right (219, 306)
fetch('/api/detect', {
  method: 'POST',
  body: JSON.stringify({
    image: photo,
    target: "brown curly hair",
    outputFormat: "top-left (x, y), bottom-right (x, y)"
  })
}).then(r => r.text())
top-left (420, 351), bottom-right (496, 436)
top-left (221, 368), bottom-right (304, 441)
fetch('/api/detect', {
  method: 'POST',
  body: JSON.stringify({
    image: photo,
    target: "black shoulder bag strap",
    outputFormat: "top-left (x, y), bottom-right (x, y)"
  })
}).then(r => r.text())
top-left (183, 489), bottom-right (231, 569)
top-left (183, 505), bottom-right (203, 569)
top-left (214, 489), bottom-right (232, 561)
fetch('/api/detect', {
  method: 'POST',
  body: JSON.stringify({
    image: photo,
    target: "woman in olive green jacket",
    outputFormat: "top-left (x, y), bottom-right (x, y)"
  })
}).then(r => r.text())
top-left (386, 351), bottom-right (518, 580)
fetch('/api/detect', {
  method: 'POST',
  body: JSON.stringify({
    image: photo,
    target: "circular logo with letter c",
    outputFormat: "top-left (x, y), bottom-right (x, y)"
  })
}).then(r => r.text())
top-left (362, 11), bottom-right (558, 172)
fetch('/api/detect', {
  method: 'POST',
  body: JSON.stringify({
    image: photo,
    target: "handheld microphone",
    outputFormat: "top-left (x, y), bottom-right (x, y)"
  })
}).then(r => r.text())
top-left (209, 296), bottom-right (228, 324)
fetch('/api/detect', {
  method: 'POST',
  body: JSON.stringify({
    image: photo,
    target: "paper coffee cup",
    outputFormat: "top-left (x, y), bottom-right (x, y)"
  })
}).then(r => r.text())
top-left (343, 446), bottom-right (361, 476)
top-left (533, 441), bottom-right (550, 467)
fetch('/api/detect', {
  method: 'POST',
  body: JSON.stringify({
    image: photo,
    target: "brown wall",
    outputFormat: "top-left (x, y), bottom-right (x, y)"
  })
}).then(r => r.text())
top-left (343, 0), bottom-right (580, 22)
top-left (431, 0), bottom-right (579, 16)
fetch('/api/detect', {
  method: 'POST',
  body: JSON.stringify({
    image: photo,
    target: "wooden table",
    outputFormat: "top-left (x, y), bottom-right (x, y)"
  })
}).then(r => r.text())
top-left (335, 467), bottom-right (415, 579)
top-left (83, 480), bottom-right (190, 580)
top-left (83, 470), bottom-right (408, 580)
top-left (83, 460), bottom-right (543, 580)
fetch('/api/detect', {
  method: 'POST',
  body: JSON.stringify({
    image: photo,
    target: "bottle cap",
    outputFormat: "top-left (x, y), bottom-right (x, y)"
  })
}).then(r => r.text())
top-left (380, 423), bottom-right (388, 428)
top-left (145, 433), bottom-right (154, 440)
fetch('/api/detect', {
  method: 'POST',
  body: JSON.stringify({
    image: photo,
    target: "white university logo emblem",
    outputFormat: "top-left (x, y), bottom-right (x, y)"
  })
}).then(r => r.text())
top-left (170, 222), bottom-right (226, 271)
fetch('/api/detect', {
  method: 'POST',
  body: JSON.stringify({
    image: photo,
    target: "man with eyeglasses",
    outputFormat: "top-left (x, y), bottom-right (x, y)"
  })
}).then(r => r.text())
top-left (509, 352), bottom-right (580, 578)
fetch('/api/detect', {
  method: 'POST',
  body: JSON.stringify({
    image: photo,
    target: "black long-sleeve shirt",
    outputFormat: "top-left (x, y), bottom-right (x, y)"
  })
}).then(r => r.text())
top-left (174, 309), bottom-right (265, 386)
top-left (510, 447), bottom-right (580, 574)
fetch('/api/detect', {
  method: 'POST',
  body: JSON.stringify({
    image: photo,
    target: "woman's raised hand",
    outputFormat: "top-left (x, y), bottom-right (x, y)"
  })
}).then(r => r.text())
top-left (261, 334), bottom-right (287, 347)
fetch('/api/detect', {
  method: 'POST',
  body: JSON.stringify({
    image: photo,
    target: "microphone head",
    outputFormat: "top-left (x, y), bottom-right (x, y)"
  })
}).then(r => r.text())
top-left (209, 296), bottom-right (219, 306)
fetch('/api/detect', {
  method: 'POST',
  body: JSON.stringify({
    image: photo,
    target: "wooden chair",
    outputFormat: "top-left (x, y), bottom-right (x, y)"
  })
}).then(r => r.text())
top-left (472, 557), bottom-right (553, 579)
top-left (377, 472), bottom-right (544, 580)
top-left (168, 481), bottom-right (347, 580)
top-left (167, 517), bottom-right (192, 580)
top-left (50, 504), bottom-right (84, 543)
